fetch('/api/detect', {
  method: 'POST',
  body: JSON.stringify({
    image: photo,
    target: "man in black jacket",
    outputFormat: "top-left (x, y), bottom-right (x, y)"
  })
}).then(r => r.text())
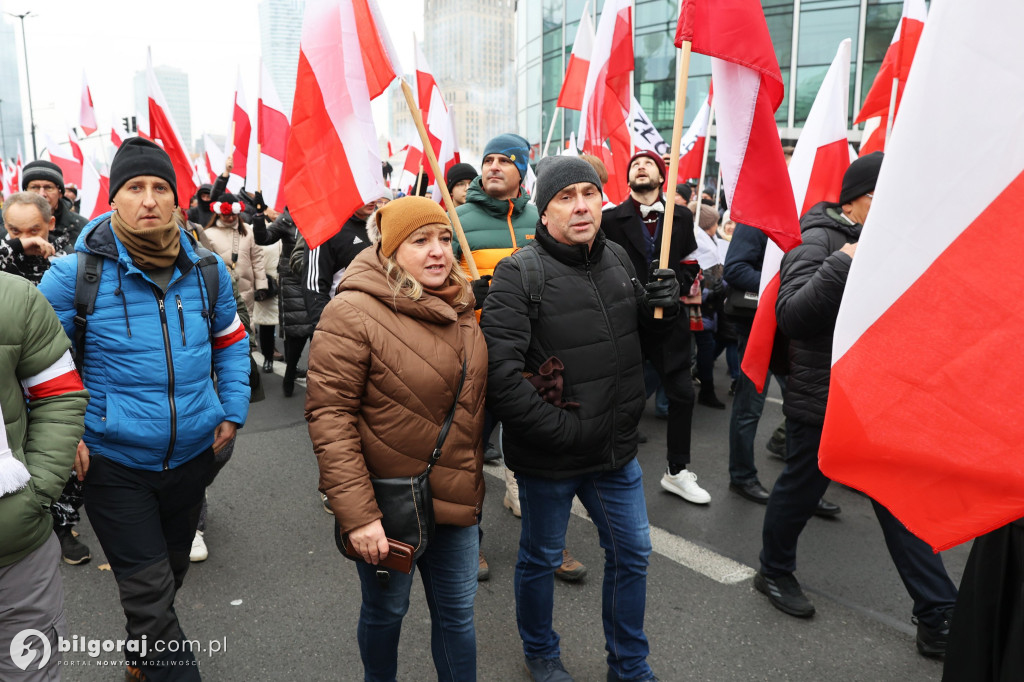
top-left (754, 152), bottom-right (958, 658)
top-left (602, 150), bottom-right (708, 505)
top-left (22, 160), bottom-right (88, 255)
top-left (482, 156), bottom-right (677, 682)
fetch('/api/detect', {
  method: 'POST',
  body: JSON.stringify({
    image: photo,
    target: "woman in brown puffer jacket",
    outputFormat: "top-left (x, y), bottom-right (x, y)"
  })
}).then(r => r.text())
top-left (305, 196), bottom-right (486, 682)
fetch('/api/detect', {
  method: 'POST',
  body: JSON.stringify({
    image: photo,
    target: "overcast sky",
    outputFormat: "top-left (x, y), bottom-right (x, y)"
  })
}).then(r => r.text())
top-left (4, 0), bottom-right (423, 161)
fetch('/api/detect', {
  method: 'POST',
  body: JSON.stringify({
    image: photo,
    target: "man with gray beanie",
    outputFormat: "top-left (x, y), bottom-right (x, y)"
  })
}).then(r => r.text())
top-left (21, 159), bottom-right (89, 255)
top-left (754, 151), bottom-right (958, 658)
top-left (38, 136), bottom-right (251, 680)
top-left (482, 155), bottom-right (679, 682)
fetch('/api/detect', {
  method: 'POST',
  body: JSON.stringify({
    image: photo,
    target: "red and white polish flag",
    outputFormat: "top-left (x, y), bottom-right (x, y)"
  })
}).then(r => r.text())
top-left (228, 68), bottom-right (253, 192)
top-left (855, 0), bottom-right (926, 155)
top-left (44, 132), bottom-right (83, 189)
top-left (677, 0), bottom-right (800, 252)
top-left (258, 60), bottom-right (290, 211)
top-left (80, 71), bottom-right (97, 137)
top-left (203, 134), bottom-right (226, 186)
top-left (556, 1), bottom-right (594, 111)
top-left (79, 156), bottom-right (111, 220)
top-left (676, 90), bottom-right (712, 183)
top-left (413, 43), bottom-right (461, 202)
top-left (110, 116), bottom-right (124, 149)
top-left (744, 40), bottom-right (851, 390)
top-left (146, 50), bottom-right (198, 206)
top-left (820, 0), bottom-right (1024, 551)
top-left (281, 0), bottom-right (397, 249)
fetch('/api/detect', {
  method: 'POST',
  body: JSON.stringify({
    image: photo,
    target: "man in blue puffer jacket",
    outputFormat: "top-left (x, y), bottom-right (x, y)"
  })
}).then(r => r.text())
top-left (39, 137), bottom-right (250, 681)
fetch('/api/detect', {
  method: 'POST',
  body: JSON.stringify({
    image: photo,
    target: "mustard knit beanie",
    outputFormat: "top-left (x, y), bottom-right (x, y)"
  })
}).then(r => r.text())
top-left (376, 196), bottom-right (451, 257)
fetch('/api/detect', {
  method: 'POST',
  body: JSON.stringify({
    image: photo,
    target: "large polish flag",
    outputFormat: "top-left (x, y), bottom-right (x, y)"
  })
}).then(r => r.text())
top-left (556, 2), bottom-right (594, 111)
top-left (398, 139), bottom-right (424, 194)
top-left (676, 90), bottom-right (712, 182)
top-left (744, 40), bottom-right (851, 390)
top-left (854, 0), bottom-right (926, 155)
top-left (578, 0), bottom-right (633, 205)
top-left (80, 157), bottom-right (111, 219)
top-left (676, 0), bottom-right (800, 252)
top-left (79, 71), bottom-right (97, 137)
top-left (228, 68), bottom-right (253, 191)
top-left (819, 0), bottom-right (1024, 551)
top-left (146, 51), bottom-right (198, 207)
top-left (281, 0), bottom-right (397, 249)
top-left (258, 60), bottom-right (290, 212)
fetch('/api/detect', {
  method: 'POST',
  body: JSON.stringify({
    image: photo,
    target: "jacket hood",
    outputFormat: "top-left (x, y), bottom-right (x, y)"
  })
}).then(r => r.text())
top-left (337, 247), bottom-right (473, 325)
top-left (800, 201), bottom-right (861, 241)
top-left (464, 176), bottom-right (533, 220)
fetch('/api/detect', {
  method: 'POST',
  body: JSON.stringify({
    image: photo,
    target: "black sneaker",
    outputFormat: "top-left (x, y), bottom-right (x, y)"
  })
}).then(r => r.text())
top-left (524, 656), bottom-right (574, 682)
top-left (754, 571), bottom-right (815, 618)
top-left (916, 609), bottom-right (953, 658)
top-left (766, 435), bottom-right (786, 458)
top-left (483, 444), bottom-right (502, 463)
top-left (56, 526), bottom-right (91, 565)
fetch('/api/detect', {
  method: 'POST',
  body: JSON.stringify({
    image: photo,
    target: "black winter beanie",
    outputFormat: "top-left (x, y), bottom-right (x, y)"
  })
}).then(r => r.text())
top-left (534, 156), bottom-right (602, 215)
top-left (445, 163), bottom-right (477, 193)
top-left (108, 137), bottom-right (178, 205)
top-left (840, 151), bottom-right (884, 204)
top-left (22, 160), bottom-right (65, 194)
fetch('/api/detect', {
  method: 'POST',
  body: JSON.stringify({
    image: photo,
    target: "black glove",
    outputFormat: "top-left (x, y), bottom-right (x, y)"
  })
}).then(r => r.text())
top-left (253, 191), bottom-right (268, 214)
top-left (471, 276), bottom-right (492, 310)
top-left (643, 268), bottom-right (681, 314)
top-left (254, 288), bottom-right (270, 302)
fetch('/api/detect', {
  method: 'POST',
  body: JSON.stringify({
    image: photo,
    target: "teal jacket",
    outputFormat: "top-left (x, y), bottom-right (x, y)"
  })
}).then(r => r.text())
top-left (455, 178), bottom-right (538, 278)
top-left (0, 273), bottom-right (88, 567)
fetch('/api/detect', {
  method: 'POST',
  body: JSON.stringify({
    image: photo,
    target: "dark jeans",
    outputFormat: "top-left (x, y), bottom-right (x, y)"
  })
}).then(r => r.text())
top-left (760, 419), bottom-right (956, 626)
top-left (642, 318), bottom-right (694, 470)
top-left (355, 524), bottom-right (478, 682)
top-left (515, 459), bottom-right (653, 680)
top-left (728, 329), bottom-right (785, 485)
top-left (693, 329), bottom-right (717, 393)
top-left (84, 450), bottom-right (212, 681)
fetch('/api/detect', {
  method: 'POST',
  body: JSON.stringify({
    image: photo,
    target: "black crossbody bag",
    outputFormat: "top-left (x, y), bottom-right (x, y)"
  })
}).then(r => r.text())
top-left (335, 359), bottom-right (467, 566)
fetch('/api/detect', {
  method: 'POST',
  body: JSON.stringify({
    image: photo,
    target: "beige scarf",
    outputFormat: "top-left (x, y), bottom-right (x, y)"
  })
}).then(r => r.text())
top-left (110, 211), bottom-right (180, 270)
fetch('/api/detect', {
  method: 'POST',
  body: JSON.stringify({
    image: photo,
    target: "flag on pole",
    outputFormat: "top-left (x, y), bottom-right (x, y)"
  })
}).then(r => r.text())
top-left (80, 157), bottom-right (111, 219)
top-left (398, 140), bottom-right (424, 194)
top-left (676, 90), bottom-right (712, 182)
top-left (44, 132), bottom-right (83, 189)
top-left (146, 50), bottom-right (198, 207)
top-left (744, 39), bottom-right (851, 391)
top-left (578, 0), bottom-right (633, 205)
top-left (676, 0), bottom-right (800, 252)
top-left (230, 68), bottom-right (253, 184)
top-left (630, 95), bottom-right (667, 155)
top-left (258, 60), bottom-right (290, 212)
top-left (854, 0), bottom-right (926, 155)
top-left (556, 2), bottom-right (594, 111)
top-left (110, 115), bottom-right (124, 149)
top-left (80, 71), bottom-right (97, 137)
top-left (204, 134), bottom-right (226, 185)
top-left (281, 0), bottom-right (397, 249)
top-left (820, 0), bottom-right (1024, 551)
top-left (413, 42), bottom-right (461, 199)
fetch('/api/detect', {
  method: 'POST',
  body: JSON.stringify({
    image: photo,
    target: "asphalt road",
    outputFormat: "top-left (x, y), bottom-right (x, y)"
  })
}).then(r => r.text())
top-left (58, 354), bottom-right (967, 681)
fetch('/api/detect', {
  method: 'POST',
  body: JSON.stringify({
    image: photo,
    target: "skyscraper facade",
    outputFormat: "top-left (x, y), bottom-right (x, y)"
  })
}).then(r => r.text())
top-left (0, 12), bottom-right (25, 164)
top-left (259, 0), bottom-right (305, 116)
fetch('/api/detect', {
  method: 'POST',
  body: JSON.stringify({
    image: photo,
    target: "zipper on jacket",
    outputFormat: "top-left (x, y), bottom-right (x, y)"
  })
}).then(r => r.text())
top-left (175, 295), bottom-right (186, 346)
top-left (156, 292), bottom-right (178, 470)
top-left (586, 254), bottom-right (621, 469)
top-left (506, 200), bottom-right (518, 248)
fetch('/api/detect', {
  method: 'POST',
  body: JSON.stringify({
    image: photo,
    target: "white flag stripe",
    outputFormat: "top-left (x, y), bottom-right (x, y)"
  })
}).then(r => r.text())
top-left (833, 0), bottom-right (1024, 362)
top-left (20, 351), bottom-right (77, 389)
top-left (709, 59), bottom-right (760, 210)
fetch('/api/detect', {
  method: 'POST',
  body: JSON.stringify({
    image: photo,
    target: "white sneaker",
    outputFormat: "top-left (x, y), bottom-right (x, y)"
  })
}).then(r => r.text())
top-left (503, 466), bottom-right (521, 517)
top-left (190, 531), bottom-right (208, 562)
top-left (661, 468), bottom-right (711, 504)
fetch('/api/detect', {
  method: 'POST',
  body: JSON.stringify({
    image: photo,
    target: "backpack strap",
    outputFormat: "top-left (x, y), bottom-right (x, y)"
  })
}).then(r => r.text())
top-left (193, 246), bottom-right (221, 343)
top-left (72, 252), bottom-right (104, 371)
top-left (510, 244), bottom-right (545, 320)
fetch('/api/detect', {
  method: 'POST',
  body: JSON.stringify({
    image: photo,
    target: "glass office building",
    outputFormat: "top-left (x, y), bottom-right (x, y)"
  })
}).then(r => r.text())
top-left (517, 0), bottom-right (907, 161)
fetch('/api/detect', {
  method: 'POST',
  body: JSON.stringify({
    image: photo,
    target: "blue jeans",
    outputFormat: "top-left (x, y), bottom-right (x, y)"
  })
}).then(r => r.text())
top-left (355, 524), bottom-right (479, 682)
top-left (515, 458), bottom-right (653, 680)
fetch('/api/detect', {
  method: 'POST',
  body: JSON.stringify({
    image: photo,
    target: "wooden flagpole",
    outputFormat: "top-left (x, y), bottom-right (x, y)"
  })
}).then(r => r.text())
top-left (654, 38), bottom-right (693, 319)
top-left (693, 100), bottom-right (715, 231)
top-left (400, 78), bottom-right (479, 279)
top-left (542, 107), bottom-right (561, 159)
top-left (414, 159), bottom-right (424, 195)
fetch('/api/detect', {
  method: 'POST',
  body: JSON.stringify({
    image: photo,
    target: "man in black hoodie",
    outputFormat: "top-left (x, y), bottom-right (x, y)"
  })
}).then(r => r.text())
top-left (754, 152), bottom-right (958, 658)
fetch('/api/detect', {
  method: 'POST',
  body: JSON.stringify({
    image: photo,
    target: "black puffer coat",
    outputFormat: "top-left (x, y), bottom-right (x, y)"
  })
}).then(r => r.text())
top-left (776, 201), bottom-right (860, 425)
top-left (253, 209), bottom-right (313, 338)
top-left (482, 223), bottom-right (672, 479)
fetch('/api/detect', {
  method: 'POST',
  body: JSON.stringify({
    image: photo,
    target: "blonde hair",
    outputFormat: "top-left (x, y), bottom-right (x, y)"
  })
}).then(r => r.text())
top-left (380, 238), bottom-right (473, 309)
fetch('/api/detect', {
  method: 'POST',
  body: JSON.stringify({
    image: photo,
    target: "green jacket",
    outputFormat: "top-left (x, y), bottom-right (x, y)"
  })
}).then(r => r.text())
top-left (0, 272), bottom-right (88, 567)
top-left (455, 178), bottom-right (539, 278)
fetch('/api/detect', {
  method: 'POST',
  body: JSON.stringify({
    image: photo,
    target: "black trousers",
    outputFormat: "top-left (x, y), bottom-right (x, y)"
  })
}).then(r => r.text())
top-left (760, 419), bottom-right (956, 626)
top-left (642, 318), bottom-right (694, 471)
top-left (84, 450), bottom-right (212, 681)
top-left (283, 334), bottom-right (308, 379)
top-left (258, 324), bottom-right (277, 360)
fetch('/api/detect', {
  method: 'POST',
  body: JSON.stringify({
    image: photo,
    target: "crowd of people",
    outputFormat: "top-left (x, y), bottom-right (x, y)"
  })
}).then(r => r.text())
top-left (0, 130), bottom-right (1013, 682)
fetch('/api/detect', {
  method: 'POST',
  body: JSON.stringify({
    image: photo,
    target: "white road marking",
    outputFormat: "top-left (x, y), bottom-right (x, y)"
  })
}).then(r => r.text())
top-left (482, 461), bottom-right (755, 586)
